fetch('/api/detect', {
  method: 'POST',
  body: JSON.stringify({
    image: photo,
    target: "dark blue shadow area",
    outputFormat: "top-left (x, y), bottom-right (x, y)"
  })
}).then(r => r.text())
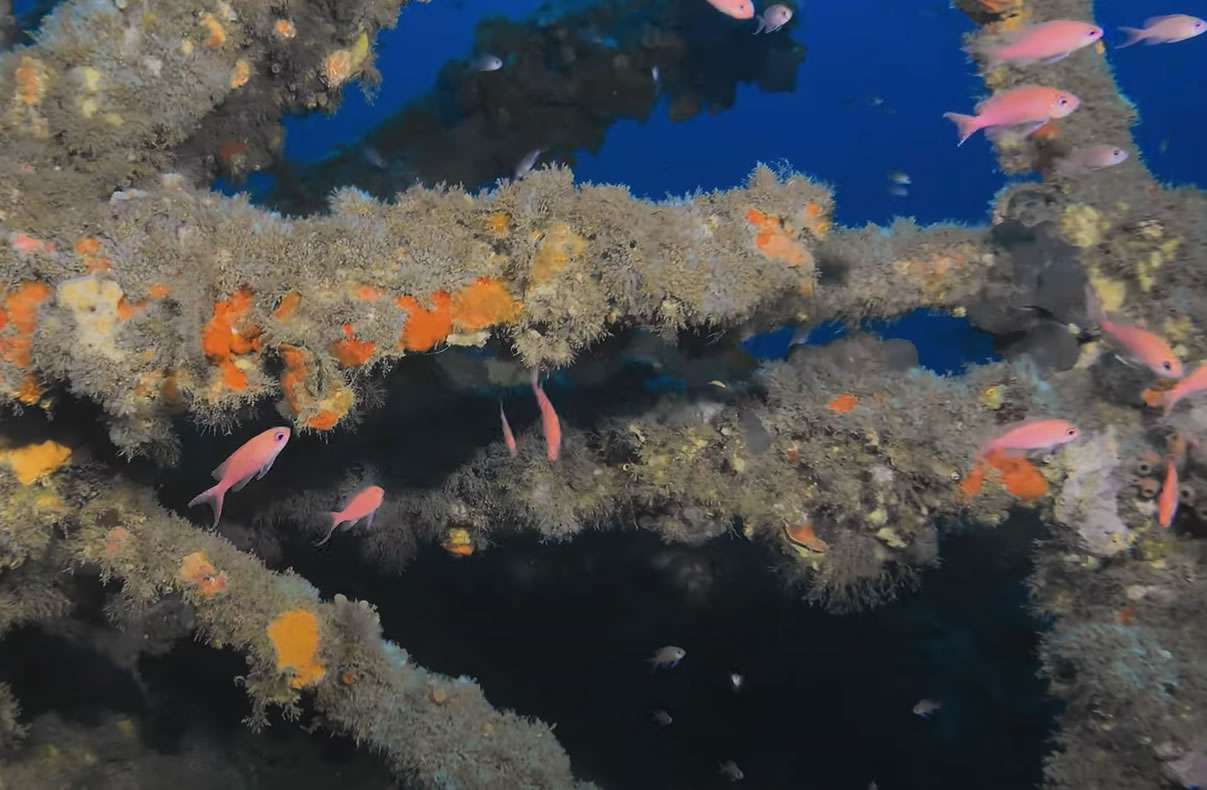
top-left (284, 517), bottom-right (1057, 790)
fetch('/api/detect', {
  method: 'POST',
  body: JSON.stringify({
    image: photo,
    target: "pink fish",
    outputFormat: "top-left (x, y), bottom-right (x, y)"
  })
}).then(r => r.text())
top-left (705, 0), bottom-right (754, 20)
top-left (944, 85), bottom-right (1080, 146)
top-left (1118, 15), bottom-right (1206, 48)
top-left (1158, 461), bottom-right (1178, 529)
top-left (500, 402), bottom-right (517, 458)
top-left (1155, 362), bottom-right (1207, 415)
top-left (1053, 144), bottom-right (1129, 176)
top-left (531, 369), bottom-right (562, 461)
top-left (188, 427), bottom-right (291, 527)
top-left (316, 485), bottom-right (384, 546)
top-left (754, 4), bottom-right (792, 33)
top-left (1087, 286), bottom-right (1182, 378)
top-left (979, 20), bottom-right (1103, 70)
top-left (978, 418), bottom-right (1080, 459)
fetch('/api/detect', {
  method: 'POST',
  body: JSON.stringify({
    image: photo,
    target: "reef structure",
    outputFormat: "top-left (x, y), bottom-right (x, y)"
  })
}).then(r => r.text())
top-left (0, 0), bottom-right (1203, 785)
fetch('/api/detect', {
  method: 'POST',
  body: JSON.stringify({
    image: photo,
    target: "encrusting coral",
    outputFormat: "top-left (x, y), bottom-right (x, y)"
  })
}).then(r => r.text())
top-left (0, 0), bottom-right (1204, 785)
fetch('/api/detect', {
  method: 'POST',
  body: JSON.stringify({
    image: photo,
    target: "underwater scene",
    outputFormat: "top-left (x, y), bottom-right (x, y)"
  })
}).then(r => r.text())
top-left (0, 0), bottom-right (1205, 787)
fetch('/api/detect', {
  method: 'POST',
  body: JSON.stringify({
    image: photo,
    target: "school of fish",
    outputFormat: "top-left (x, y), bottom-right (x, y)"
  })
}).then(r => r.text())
top-left (173, 6), bottom-right (1207, 784)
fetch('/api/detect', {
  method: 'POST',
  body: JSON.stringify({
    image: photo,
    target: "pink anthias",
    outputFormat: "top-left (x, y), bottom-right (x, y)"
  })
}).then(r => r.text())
top-left (316, 485), bottom-right (385, 546)
top-left (1155, 363), bottom-right (1207, 415)
top-left (188, 427), bottom-right (291, 528)
top-left (704, 0), bottom-right (754, 21)
top-left (977, 418), bottom-right (1081, 459)
top-left (1158, 461), bottom-right (1178, 529)
top-left (943, 85), bottom-right (1080, 146)
top-left (979, 20), bottom-right (1103, 70)
top-left (499, 402), bottom-right (518, 458)
top-left (1086, 285), bottom-right (1183, 378)
top-left (754, 4), bottom-right (792, 34)
top-left (1118, 15), bottom-right (1206, 48)
top-left (531, 369), bottom-right (562, 462)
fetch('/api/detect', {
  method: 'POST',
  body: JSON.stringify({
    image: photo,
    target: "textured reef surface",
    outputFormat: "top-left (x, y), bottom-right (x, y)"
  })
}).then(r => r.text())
top-left (0, 0), bottom-right (1206, 786)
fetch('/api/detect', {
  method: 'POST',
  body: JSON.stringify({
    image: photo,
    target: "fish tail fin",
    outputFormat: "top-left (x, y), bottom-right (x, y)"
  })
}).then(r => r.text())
top-left (315, 514), bottom-right (343, 547)
top-left (942, 112), bottom-right (980, 146)
top-left (1116, 27), bottom-right (1146, 48)
top-left (187, 484), bottom-right (225, 528)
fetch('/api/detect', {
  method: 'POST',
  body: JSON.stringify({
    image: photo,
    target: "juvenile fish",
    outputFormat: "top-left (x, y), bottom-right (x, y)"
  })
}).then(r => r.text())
top-left (531, 369), bottom-right (562, 461)
top-left (913, 698), bottom-right (943, 717)
top-left (316, 485), bottom-right (384, 546)
top-left (978, 20), bottom-right (1103, 70)
top-left (944, 85), bottom-right (1080, 146)
top-left (977, 418), bottom-right (1080, 459)
top-left (754, 4), bottom-right (792, 33)
top-left (719, 760), bottom-right (744, 782)
top-left (471, 53), bottom-right (504, 71)
top-left (1118, 15), bottom-right (1206, 48)
top-left (188, 427), bottom-right (291, 528)
top-left (1053, 144), bottom-right (1129, 176)
top-left (514, 148), bottom-right (545, 179)
top-left (651, 708), bottom-right (673, 726)
top-left (646, 645), bottom-right (686, 670)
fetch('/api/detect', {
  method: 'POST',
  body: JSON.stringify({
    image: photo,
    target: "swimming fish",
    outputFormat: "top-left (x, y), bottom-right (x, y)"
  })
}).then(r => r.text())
top-left (531, 369), bottom-right (562, 461)
top-left (886, 169), bottom-right (911, 185)
top-left (943, 85), bottom-right (1080, 146)
top-left (913, 698), bottom-right (943, 717)
top-left (188, 427), bottom-right (291, 528)
top-left (1154, 362), bottom-right (1207, 415)
top-left (500, 402), bottom-right (517, 458)
top-left (646, 645), bottom-right (686, 670)
top-left (730, 672), bottom-right (744, 691)
top-left (471, 53), bottom-right (503, 71)
top-left (514, 148), bottom-right (545, 179)
top-left (1052, 144), bottom-right (1129, 176)
top-left (651, 708), bottom-right (673, 726)
top-left (718, 760), bottom-right (744, 782)
top-left (1158, 460), bottom-right (1178, 529)
top-left (979, 20), bottom-right (1103, 70)
top-left (705, 0), bottom-right (754, 20)
top-left (1117, 15), bottom-right (1207, 48)
top-left (754, 4), bottom-right (792, 33)
top-left (887, 185), bottom-right (909, 197)
top-left (316, 485), bottom-right (385, 546)
top-left (977, 418), bottom-right (1080, 458)
top-left (1086, 285), bottom-right (1182, 378)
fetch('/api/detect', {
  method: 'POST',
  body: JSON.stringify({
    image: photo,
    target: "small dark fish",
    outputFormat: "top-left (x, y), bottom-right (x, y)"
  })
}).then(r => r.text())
top-left (515, 148), bottom-right (545, 179)
top-left (471, 53), bottom-right (503, 71)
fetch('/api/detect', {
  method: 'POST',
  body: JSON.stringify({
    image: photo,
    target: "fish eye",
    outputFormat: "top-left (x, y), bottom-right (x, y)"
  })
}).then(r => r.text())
top-left (1066, 428), bottom-right (1077, 436)
top-left (275, 431), bottom-right (286, 441)
top-left (1163, 361), bottom-right (1173, 371)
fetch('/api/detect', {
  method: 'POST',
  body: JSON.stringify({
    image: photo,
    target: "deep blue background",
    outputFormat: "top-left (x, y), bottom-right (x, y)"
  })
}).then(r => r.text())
top-left (281, 0), bottom-right (1207, 226)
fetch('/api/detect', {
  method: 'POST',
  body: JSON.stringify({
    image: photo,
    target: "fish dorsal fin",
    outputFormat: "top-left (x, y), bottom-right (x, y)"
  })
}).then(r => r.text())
top-left (1145, 15), bottom-right (1177, 26)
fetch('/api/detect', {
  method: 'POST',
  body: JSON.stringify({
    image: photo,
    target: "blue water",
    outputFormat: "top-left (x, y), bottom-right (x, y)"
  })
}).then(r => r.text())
top-left (281, 0), bottom-right (1207, 222)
